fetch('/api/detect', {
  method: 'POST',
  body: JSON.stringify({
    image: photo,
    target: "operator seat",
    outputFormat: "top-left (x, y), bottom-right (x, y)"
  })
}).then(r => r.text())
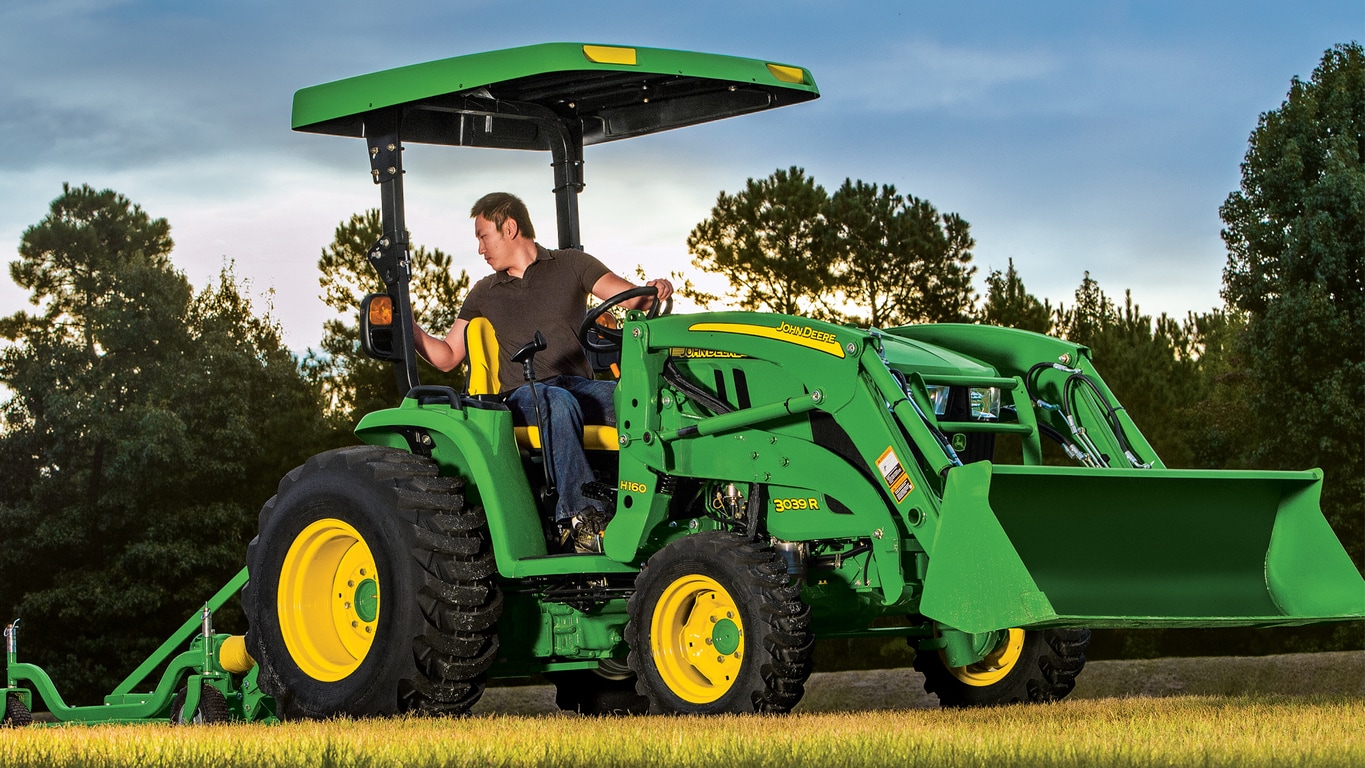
top-left (464, 317), bottom-right (619, 451)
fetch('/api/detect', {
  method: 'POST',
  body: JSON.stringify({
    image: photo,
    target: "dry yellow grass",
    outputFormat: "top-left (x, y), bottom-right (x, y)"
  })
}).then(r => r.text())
top-left (2, 696), bottom-right (1362, 768)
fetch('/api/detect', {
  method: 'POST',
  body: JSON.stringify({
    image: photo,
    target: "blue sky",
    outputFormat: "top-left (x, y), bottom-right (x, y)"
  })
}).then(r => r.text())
top-left (1, 1), bottom-right (1359, 351)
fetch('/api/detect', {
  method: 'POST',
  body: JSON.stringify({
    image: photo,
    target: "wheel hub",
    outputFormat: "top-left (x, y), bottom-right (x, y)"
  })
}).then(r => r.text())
top-left (946, 628), bottom-right (1025, 687)
top-left (711, 618), bottom-right (740, 656)
top-left (277, 518), bottom-right (380, 682)
top-left (650, 574), bottom-right (745, 704)
top-left (353, 578), bottom-right (379, 623)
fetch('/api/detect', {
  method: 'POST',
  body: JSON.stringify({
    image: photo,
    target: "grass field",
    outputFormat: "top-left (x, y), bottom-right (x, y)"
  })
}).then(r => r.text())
top-left (3, 697), bottom-right (1362, 768)
top-left (3, 654), bottom-right (1363, 768)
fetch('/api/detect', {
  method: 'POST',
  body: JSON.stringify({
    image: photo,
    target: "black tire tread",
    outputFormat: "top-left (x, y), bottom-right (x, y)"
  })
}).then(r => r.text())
top-left (549, 669), bottom-right (650, 716)
top-left (913, 627), bottom-right (1090, 708)
top-left (170, 686), bottom-right (231, 725)
top-left (2, 694), bottom-right (32, 727)
top-left (626, 531), bottom-right (814, 714)
top-left (243, 445), bottom-right (501, 719)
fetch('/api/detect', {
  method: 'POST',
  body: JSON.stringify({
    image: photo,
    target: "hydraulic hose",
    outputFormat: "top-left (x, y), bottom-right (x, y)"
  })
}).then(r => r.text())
top-left (662, 358), bottom-right (733, 416)
top-left (1036, 421), bottom-right (1093, 466)
top-left (1026, 361), bottom-right (1103, 467)
top-left (1063, 372), bottom-right (1147, 468)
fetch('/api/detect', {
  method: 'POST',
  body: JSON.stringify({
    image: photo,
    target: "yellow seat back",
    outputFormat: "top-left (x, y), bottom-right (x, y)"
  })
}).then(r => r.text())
top-left (465, 317), bottom-right (500, 397)
top-left (464, 316), bottom-right (618, 452)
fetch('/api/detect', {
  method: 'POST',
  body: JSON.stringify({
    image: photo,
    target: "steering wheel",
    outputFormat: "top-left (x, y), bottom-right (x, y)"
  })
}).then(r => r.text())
top-left (578, 285), bottom-right (669, 352)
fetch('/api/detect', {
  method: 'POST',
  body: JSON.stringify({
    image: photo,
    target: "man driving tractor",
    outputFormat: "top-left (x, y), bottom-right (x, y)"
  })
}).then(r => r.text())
top-left (412, 192), bottom-right (673, 550)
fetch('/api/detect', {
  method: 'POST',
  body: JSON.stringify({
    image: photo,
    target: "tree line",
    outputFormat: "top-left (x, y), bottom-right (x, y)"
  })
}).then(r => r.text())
top-left (0, 44), bottom-right (1358, 700)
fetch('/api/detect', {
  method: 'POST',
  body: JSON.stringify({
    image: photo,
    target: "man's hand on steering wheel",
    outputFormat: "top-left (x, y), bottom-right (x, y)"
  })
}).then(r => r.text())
top-left (579, 285), bottom-right (672, 352)
top-left (643, 278), bottom-right (674, 305)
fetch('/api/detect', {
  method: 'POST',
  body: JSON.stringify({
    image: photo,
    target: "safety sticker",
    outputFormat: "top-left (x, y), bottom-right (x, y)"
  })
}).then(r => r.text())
top-left (877, 446), bottom-right (914, 502)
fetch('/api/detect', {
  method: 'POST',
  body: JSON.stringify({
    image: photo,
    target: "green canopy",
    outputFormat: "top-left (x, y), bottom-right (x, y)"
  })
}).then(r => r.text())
top-left (292, 42), bottom-right (819, 148)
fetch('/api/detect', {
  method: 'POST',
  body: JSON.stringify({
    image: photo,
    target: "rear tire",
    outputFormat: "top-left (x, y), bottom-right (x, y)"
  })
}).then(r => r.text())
top-left (169, 686), bottom-right (230, 724)
top-left (914, 627), bottom-right (1090, 707)
top-left (2, 694), bottom-right (32, 727)
top-left (626, 531), bottom-right (813, 714)
top-left (243, 445), bottom-right (501, 719)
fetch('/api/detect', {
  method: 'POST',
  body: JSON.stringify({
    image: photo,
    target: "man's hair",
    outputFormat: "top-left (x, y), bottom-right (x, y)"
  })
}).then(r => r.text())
top-left (470, 192), bottom-right (536, 240)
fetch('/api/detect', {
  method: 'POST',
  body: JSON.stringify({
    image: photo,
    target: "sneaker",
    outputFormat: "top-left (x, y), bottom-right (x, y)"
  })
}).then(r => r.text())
top-left (570, 508), bottom-right (609, 554)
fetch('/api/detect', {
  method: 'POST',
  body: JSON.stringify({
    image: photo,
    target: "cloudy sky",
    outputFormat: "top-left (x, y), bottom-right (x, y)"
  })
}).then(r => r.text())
top-left (1, 1), bottom-right (1358, 352)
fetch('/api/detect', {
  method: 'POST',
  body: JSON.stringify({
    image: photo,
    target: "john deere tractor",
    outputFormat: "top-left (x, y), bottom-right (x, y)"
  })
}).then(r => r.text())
top-left (234, 43), bottom-right (1364, 718)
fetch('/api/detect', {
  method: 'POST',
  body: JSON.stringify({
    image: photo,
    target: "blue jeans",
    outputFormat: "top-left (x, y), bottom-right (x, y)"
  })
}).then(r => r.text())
top-left (506, 375), bottom-right (616, 522)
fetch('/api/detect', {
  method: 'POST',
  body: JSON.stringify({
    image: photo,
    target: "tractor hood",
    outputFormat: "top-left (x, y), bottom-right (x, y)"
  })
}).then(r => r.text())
top-left (876, 331), bottom-right (1000, 380)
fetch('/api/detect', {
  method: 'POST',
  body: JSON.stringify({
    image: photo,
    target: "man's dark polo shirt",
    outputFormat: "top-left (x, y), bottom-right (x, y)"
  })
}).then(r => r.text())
top-left (457, 245), bottom-right (611, 393)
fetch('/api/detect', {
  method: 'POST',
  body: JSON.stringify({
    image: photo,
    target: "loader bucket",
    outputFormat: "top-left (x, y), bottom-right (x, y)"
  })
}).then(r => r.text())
top-left (919, 462), bottom-right (1365, 635)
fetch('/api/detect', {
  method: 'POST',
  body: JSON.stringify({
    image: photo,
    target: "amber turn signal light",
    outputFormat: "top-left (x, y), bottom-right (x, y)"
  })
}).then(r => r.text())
top-left (368, 295), bottom-right (394, 326)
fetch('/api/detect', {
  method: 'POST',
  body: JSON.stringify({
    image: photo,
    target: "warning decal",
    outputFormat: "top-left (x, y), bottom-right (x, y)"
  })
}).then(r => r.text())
top-left (876, 446), bottom-right (914, 502)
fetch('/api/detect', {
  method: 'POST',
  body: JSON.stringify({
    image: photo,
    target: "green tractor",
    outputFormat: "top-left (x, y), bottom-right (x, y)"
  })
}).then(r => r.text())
top-left (236, 43), bottom-right (1364, 718)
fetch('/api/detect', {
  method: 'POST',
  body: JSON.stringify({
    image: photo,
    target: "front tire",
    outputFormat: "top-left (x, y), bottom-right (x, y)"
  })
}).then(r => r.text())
top-left (243, 446), bottom-right (501, 719)
top-left (914, 627), bottom-right (1090, 707)
top-left (626, 532), bottom-right (813, 714)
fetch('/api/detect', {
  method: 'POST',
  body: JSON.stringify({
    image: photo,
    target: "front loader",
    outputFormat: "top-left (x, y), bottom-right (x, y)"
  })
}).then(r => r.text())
top-left (225, 42), bottom-right (1364, 719)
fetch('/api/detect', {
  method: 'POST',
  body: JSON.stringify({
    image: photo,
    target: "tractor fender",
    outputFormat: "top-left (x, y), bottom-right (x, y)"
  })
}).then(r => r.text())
top-left (354, 399), bottom-right (547, 570)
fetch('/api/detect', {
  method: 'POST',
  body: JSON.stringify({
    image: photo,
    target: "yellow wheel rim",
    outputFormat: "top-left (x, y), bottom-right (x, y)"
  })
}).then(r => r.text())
top-left (277, 518), bottom-right (380, 682)
top-left (649, 574), bottom-right (744, 704)
top-left (946, 628), bottom-right (1026, 687)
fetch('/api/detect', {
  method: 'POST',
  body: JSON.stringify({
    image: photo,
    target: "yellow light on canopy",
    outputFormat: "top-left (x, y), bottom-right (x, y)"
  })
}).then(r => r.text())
top-left (582, 45), bottom-right (638, 65)
top-left (765, 63), bottom-right (806, 84)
